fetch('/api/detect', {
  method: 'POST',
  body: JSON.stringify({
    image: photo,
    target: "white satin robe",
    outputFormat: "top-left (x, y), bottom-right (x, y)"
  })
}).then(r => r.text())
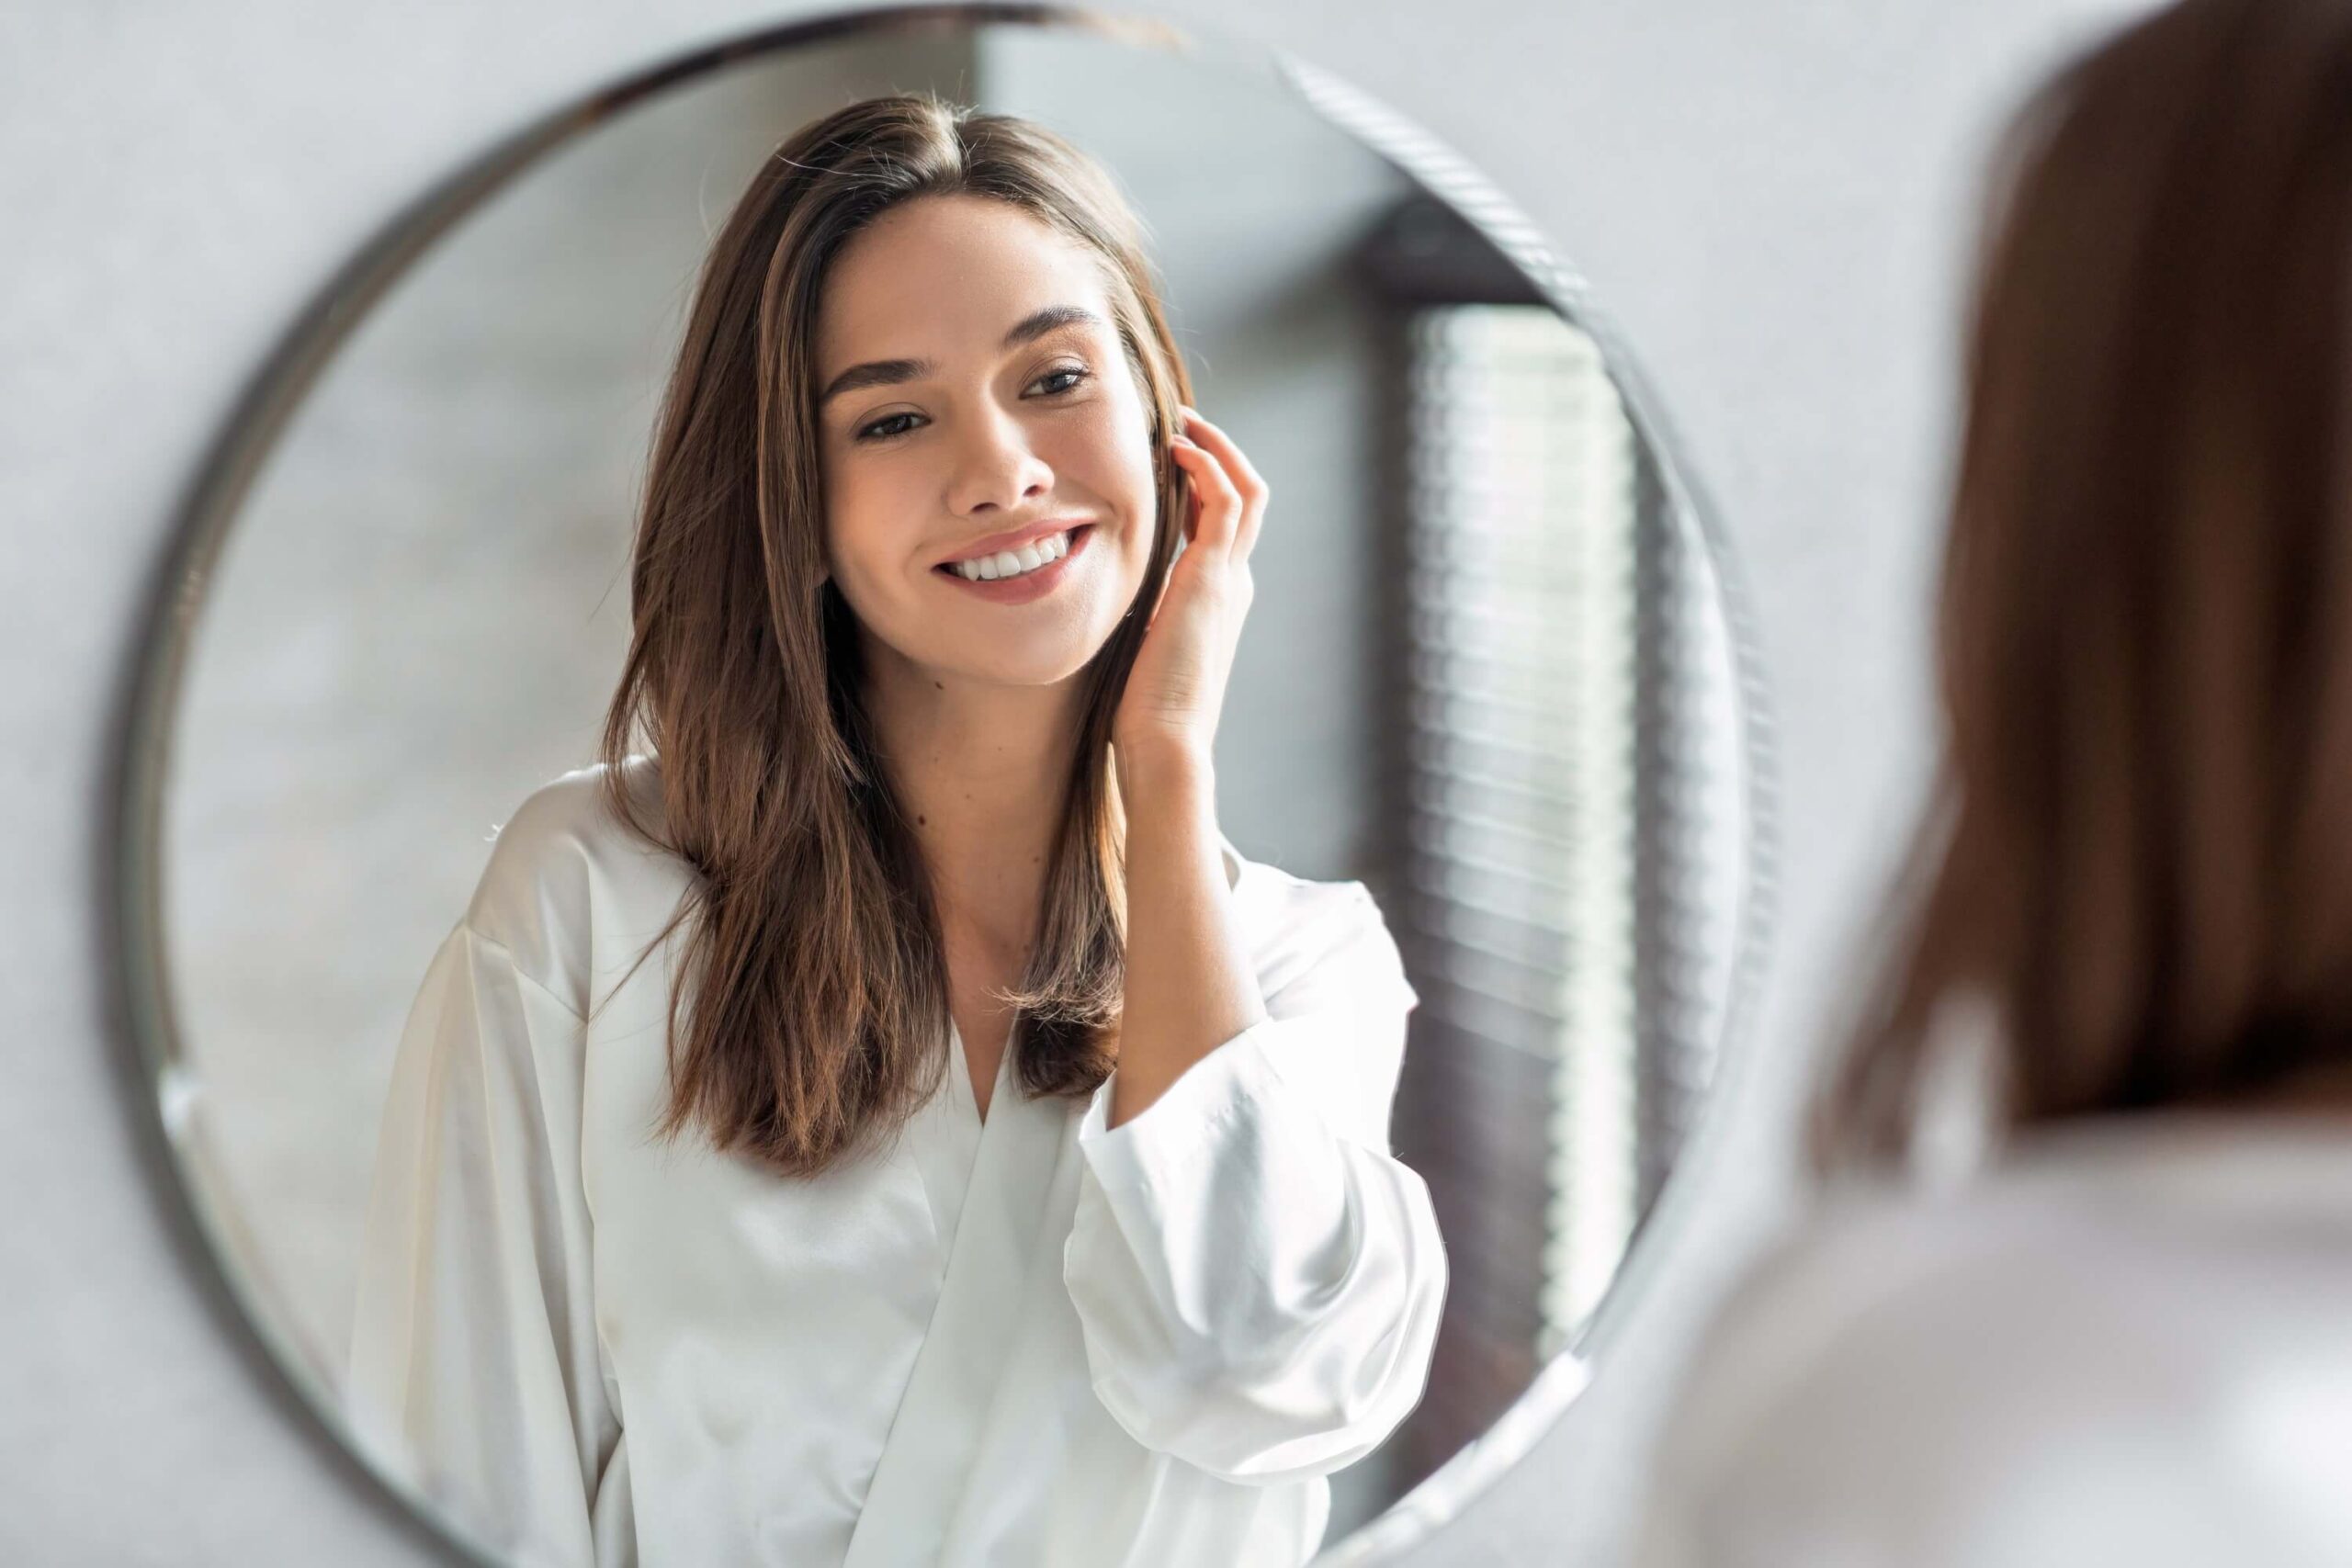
top-left (345, 760), bottom-right (1449, 1568)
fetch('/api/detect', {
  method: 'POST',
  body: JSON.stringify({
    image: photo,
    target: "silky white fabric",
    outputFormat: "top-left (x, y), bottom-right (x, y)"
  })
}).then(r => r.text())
top-left (345, 757), bottom-right (1448, 1568)
top-left (1634, 1118), bottom-right (2352, 1568)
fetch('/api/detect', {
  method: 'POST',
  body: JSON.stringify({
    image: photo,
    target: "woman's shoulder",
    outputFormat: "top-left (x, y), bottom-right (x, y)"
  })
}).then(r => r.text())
top-left (1768, 1115), bottom-right (2352, 1290)
top-left (1691, 1118), bottom-right (2352, 1391)
top-left (1644, 1120), bottom-right (2352, 1564)
top-left (460, 754), bottom-right (695, 1006)
top-left (1221, 837), bottom-right (1416, 1009)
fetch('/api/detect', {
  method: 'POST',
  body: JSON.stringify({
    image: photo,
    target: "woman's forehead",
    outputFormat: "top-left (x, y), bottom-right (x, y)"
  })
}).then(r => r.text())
top-left (818, 196), bottom-right (1113, 362)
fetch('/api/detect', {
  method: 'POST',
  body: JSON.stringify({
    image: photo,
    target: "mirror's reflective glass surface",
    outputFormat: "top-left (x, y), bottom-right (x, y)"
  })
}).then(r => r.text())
top-left (135, 11), bottom-right (1761, 1563)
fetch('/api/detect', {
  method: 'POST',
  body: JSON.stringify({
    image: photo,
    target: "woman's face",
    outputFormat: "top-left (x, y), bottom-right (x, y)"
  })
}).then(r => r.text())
top-left (814, 193), bottom-right (1159, 692)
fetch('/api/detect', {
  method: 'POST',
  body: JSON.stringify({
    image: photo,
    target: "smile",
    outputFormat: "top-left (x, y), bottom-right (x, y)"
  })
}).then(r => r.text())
top-left (933, 525), bottom-right (1093, 603)
top-left (944, 527), bottom-right (1072, 581)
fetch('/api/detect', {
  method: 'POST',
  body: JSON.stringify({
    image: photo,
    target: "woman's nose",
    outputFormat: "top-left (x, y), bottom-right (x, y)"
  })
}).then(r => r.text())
top-left (948, 407), bottom-right (1053, 515)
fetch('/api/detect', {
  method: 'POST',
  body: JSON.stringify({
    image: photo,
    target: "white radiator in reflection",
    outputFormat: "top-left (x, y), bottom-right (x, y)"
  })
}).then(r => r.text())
top-left (1401, 305), bottom-right (1639, 1345)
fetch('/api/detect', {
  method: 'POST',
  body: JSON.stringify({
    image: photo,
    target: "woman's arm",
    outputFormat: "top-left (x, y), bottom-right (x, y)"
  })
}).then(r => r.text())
top-left (1067, 754), bottom-right (1449, 1483)
top-left (1103, 403), bottom-right (1272, 1134)
top-left (346, 919), bottom-right (619, 1566)
top-left (1074, 406), bottom-right (1447, 1483)
top-left (1102, 748), bottom-right (1263, 1129)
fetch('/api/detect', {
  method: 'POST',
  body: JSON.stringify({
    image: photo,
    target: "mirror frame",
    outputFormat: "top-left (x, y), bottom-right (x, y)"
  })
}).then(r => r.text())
top-left (101, 6), bottom-right (1779, 1562)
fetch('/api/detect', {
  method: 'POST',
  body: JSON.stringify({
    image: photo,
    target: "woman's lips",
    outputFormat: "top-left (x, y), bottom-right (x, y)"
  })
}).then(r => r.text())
top-left (934, 524), bottom-right (1093, 604)
top-left (935, 516), bottom-right (1092, 570)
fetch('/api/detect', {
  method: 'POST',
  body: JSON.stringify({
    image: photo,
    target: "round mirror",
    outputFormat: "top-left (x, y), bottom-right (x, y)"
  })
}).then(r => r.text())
top-left (115, 7), bottom-right (1770, 1563)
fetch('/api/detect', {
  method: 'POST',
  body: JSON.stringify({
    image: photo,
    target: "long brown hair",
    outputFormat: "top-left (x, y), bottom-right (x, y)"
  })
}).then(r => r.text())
top-left (1816, 0), bottom-right (2352, 1166)
top-left (594, 94), bottom-right (1193, 1175)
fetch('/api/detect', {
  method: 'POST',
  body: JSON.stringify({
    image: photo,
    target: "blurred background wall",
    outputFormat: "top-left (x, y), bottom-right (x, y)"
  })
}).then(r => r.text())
top-left (0, 0), bottom-right (2151, 1562)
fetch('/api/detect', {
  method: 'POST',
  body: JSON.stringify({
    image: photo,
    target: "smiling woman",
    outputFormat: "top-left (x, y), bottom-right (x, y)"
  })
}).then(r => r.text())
top-left (815, 194), bottom-right (1165, 689)
top-left (585, 99), bottom-right (1194, 1178)
top-left (126, 12), bottom-right (1763, 1568)
top-left (340, 91), bottom-right (1453, 1568)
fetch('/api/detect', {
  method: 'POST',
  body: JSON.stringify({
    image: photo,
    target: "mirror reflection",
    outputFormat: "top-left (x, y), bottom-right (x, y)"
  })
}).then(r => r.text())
top-left (144, 14), bottom-right (1756, 1565)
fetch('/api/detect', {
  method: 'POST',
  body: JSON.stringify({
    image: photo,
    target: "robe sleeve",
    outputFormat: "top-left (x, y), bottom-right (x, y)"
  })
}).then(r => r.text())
top-left (345, 919), bottom-right (623, 1568)
top-left (1062, 881), bottom-right (1449, 1484)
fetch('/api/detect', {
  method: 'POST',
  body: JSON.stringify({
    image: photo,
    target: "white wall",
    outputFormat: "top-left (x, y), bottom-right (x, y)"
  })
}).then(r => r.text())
top-left (0, 1), bottom-right (2149, 1562)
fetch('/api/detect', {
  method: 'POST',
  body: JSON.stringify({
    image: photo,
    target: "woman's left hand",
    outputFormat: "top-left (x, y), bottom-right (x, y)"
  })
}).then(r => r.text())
top-left (1112, 407), bottom-right (1265, 775)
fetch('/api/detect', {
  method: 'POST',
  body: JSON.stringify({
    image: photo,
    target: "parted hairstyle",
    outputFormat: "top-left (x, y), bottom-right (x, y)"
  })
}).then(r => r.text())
top-left (594, 93), bottom-right (1193, 1175)
top-left (1815, 0), bottom-right (2352, 1166)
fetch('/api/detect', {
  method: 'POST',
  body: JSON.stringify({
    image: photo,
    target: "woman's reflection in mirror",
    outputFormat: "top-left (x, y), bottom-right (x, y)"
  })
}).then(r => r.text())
top-left (344, 92), bottom-right (1445, 1568)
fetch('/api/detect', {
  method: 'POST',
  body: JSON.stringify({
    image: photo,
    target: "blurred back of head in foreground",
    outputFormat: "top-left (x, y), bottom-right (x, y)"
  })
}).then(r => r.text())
top-left (1820, 0), bottom-right (2352, 1168)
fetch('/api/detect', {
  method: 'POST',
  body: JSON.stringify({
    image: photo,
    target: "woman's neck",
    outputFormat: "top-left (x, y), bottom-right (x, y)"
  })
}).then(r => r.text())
top-left (864, 649), bottom-right (1088, 953)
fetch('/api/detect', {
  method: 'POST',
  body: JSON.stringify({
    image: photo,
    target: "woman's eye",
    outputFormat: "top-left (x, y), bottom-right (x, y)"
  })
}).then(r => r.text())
top-left (855, 412), bottom-right (922, 443)
top-left (852, 368), bottom-right (1086, 443)
top-left (1030, 366), bottom-right (1091, 397)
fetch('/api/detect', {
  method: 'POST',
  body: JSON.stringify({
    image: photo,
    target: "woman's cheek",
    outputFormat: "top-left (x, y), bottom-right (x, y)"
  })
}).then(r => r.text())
top-left (828, 480), bottom-right (894, 585)
top-left (1077, 399), bottom-right (1158, 514)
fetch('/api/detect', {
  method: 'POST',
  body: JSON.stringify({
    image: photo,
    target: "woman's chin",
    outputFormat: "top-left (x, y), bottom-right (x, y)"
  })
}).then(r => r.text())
top-left (906, 636), bottom-right (1102, 694)
top-left (950, 613), bottom-right (1126, 683)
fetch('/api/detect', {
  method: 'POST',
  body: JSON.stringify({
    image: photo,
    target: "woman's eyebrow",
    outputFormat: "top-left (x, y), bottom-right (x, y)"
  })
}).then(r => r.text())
top-left (1002, 303), bottom-right (1103, 349)
top-left (818, 305), bottom-right (1107, 407)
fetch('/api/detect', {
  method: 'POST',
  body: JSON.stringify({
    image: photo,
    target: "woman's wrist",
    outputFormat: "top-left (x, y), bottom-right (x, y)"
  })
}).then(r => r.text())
top-left (1112, 734), bottom-right (1215, 807)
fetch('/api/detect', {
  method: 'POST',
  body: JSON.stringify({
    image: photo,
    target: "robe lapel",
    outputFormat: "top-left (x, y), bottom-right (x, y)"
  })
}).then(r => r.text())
top-left (842, 1022), bottom-right (1069, 1568)
top-left (927, 1121), bottom-right (1090, 1563)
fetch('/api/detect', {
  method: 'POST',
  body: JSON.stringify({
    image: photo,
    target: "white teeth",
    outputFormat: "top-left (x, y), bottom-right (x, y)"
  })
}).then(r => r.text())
top-left (954, 530), bottom-right (1070, 582)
